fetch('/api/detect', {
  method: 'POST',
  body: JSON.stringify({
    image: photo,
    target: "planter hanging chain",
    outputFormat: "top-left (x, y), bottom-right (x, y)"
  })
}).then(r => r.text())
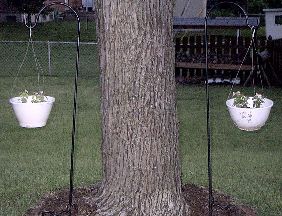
top-left (227, 26), bottom-right (265, 100)
top-left (227, 27), bottom-right (256, 99)
top-left (205, 2), bottom-right (257, 215)
top-left (10, 18), bottom-right (45, 97)
top-left (18, 3), bottom-right (80, 216)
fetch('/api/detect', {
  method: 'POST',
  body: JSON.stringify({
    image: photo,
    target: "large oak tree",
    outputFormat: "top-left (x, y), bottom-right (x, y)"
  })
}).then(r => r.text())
top-left (94, 0), bottom-right (190, 215)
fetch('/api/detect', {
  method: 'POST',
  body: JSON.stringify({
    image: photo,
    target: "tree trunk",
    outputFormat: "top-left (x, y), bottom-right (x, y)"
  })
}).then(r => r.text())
top-left (95, 1), bottom-right (190, 215)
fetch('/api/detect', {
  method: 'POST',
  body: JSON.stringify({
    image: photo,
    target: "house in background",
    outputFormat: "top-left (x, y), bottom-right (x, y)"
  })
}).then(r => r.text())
top-left (45, 0), bottom-right (82, 11)
top-left (0, 0), bottom-right (21, 22)
top-left (82, 0), bottom-right (95, 12)
top-left (0, 0), bottom-right (95, 22)
top-left (47, 0), bottom-right (94, 12)
top-left (264, 8), bottom-right (282, 40)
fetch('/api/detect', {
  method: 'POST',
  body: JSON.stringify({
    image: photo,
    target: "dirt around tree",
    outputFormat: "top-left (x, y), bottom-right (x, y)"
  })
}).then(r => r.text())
top-left (25, 183), bottom-right (257, 216)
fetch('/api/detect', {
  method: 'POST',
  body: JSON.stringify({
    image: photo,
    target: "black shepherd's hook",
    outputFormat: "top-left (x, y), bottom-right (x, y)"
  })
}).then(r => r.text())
top-left (204, 2), bottom-right (253, 216)
top-left (24, 2), bottom-right (80, 216)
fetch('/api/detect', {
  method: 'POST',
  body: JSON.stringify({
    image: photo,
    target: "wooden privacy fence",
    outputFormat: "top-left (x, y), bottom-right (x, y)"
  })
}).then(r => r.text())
top-left (269, 38), bottom-right (282, 78)
top-left (175, 35), bottom-right (282, 85)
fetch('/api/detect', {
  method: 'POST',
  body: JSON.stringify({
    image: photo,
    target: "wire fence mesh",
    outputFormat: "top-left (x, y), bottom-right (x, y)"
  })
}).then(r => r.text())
top-left (0, 40), bottom-right (99, 78)
top-left (0, 40), bottom-right (99, 96)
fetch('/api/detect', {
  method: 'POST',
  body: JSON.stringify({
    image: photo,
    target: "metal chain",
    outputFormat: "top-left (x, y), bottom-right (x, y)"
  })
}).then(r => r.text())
top-left (10, 41), bottom-right (31, 97)
top-left (10, 20), bottom-right (46, 96)
top-left (227, 37), bottom-right (254, 99)
top-left (30, 36), bottom-right (45, 92)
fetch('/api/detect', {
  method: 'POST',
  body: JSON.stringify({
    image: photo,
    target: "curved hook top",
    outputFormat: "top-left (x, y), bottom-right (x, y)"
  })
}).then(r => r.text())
top-left (206, 1), bottom-right (254, 29)
top-left (24, 2), bottom-right (80, 29)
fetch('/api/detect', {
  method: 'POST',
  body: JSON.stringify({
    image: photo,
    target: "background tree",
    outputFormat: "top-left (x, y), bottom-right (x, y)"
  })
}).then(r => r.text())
top-left (267, 0), bottom-right (282, 9)
top-left (208, 0), bottom-right (282, 14)
top-left (71, 0), bottom-right (82, 11)
top-left (8, 0), bottom-right (44, 14)
top-left (247, 0), bottom-right (268, 13)
top-left (94, 0), bottom-right (190, 215)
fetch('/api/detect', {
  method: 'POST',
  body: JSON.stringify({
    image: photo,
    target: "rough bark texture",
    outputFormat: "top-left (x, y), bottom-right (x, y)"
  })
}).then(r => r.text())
top-left (95, 1), bottom-right (190, 215)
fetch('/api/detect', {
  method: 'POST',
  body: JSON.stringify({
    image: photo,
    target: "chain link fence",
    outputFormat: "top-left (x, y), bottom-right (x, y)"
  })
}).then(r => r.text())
top-left (0, 40), bottom-right (99, 78)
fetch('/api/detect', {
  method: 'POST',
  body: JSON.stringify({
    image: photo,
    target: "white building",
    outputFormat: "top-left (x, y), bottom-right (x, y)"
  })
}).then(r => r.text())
top-left (263, 8), bottom-right (282, 40)
top-left (82, 0), bottom-right (94, 11)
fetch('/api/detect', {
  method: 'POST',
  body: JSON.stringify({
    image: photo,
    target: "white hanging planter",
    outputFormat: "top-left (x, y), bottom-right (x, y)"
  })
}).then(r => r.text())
top-left (10, 95), bottom-right (55, 128)
top-left (226, 97), bottom-right (273, 131)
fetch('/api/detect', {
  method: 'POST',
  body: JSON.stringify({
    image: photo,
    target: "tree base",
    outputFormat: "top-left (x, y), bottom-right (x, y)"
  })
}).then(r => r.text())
top-left (25, 183), bottom-right (257, 216)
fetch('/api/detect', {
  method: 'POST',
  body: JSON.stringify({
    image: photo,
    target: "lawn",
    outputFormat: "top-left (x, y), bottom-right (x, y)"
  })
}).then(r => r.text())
top-left (0, 76), bottom-right (102, 215)
top-left (0, 21), bottom-right (281, 216)
top-left (0, 73), bottom-right (281, 215)
top-left (0, 21), bottom-right (96, 42)
top-left (178, 85), bottom-right (282, 216)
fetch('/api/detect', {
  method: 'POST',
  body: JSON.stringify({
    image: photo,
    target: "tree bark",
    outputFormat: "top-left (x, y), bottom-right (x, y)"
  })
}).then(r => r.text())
top-left (95, 1), bottom-right (190, 215)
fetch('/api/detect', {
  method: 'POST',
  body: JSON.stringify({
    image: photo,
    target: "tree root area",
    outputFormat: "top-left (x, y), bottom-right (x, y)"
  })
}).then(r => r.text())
top-left (25, 183), bottom-right (257, 216)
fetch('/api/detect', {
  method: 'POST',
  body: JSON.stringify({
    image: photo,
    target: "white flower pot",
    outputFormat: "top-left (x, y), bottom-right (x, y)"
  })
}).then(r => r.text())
top-left (226, 98), bottom-right (273, 131)
top-left (10, 96), bottom-right (55, 128)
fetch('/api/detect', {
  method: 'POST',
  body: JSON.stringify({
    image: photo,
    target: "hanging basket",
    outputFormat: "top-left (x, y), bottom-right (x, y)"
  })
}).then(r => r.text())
top-left (10, 96), bottom-right (55, 128)
top-left (226, 97), bottom-right (273, 131)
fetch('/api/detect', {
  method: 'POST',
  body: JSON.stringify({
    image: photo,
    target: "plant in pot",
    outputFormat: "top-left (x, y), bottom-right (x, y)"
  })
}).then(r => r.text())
top-left (9, 90), bottom-right (55, 128)
top-left (226, 91), bottom-right (273, 131)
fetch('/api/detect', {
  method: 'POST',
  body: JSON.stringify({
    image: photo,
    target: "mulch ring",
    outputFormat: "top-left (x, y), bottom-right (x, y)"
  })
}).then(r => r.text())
top-left (182, 184), bottom-right (257, 216)
top-left (25, 183), bottom-right (257, 216)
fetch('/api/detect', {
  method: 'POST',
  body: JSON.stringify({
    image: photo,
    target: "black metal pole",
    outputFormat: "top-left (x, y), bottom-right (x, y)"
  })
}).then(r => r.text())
top-left (204, 15), bottom-right (214, 216)
top-left (26, 2), bottom-right (81, 216)
top-left (204, 2), bottom-right (252, 215)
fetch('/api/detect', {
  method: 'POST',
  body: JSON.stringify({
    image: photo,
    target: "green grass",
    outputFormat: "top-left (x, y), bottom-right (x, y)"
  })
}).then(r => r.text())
top-left (178, 85), bottom-right (282, 216)
top-left (0, 21), bottom-right (281, 216)
top-left (0, 76), bottom-right (102, 215)
top-left (0, 21), bottom-right (96, 42)
top-left (0, 77), bottom-right (281, 215)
